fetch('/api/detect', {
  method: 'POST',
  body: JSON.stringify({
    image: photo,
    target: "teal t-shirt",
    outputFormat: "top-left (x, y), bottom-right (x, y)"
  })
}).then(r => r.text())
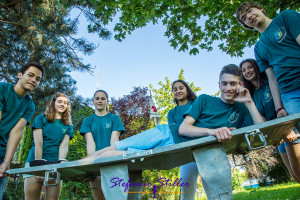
top-left (0, 82), bottom-right (35, 161)
top-left (252, 82), bottom-right (277, 121)
top-left (168, 101), bottom-right (193, 144)
top-left (26, 114), bottom-right (74, 162)
top-left (182, 94), bottom-right (253, 142)
top-left (255, 9), bottom-right (300, 94)
top-left (80, 113), bottom-right (125, 150)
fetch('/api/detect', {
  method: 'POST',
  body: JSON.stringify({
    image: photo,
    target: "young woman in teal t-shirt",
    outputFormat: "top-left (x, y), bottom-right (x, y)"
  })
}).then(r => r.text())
top-left (24, 93), bottom-right (73, 200)
top-left (240, 59), bottom-right (300, 183)
top-left (80, 90), bottom-right (125, 200)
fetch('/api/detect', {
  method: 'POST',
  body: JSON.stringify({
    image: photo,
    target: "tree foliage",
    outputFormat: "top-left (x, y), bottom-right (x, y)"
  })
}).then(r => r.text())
top-left (88, 0), bottom-right (299, 57)
top-left (150, 69), bottom-right (201, 124)
top-left (110, 86), bottom-right (155, 139)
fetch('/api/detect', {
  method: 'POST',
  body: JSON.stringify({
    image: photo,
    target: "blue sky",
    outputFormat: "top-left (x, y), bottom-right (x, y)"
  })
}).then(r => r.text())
top-left (71, 14), bottom-right (256, 99)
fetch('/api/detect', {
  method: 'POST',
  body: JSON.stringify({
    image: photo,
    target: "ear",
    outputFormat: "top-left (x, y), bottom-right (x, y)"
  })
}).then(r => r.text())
top-left (17, 72), bottom-right (22, 79)
top-left (240, 81), bottom-right (244, 87)
top-left (218, 82), bottom-right (221, 90)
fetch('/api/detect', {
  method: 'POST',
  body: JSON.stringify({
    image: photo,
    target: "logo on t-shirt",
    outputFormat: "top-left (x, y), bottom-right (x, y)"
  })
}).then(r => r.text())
top-left (62, 129), bottom-right (67, 133)
top-left (105, 123), bottom-right (111, 128)
top-left (228, 112), bottom-right (239, 123)
top-left (264, 89), bottom-right (272, 102)
top-left (274, 27), bottom-right (286, 43)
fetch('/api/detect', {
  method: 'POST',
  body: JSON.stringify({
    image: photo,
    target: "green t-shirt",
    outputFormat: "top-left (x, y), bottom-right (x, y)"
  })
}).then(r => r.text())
top-left (26, 114), bottom-right (74, 162)
top-left (182, 94), bottom-right (253, 142)
top-left (168, 101), bottom-right (193, 144)
top-left (0, 82), bottom-right (35, 161)
top-left (255, 9), bottom-right (300, 94)
top-left (80, 113), bottom-right (125, 150)
top-left (252, 82), bottom-right (277, 121)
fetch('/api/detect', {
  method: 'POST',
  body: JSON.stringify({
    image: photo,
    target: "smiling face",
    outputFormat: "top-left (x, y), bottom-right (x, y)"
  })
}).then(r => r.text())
top-left (54, 97), bottom-right (69, 114)
top-left (239, 7), bottom-right (267, 29)
top-left (219, 73), bottom-right (242, 104)
top-left (17, 66), bottom-right (42, 92)
top-left (172, 82), bottom-right (188, 104)
top-left (241, 61), bottom-right (257, 82)
top-left (93, 91), bottom-right (108, 111)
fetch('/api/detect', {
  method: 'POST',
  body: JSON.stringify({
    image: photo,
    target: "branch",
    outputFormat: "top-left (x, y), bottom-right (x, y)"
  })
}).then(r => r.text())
top-left (0, 0), bottom-right (22, 9)
top-left (0, 20), bottom-right (19, 25)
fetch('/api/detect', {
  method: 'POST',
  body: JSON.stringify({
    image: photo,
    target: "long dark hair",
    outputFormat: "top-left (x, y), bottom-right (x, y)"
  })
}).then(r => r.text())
top-left (172, 80), bottom-right (197, 105)
top-left (239, 59), bottom-right (267, 96)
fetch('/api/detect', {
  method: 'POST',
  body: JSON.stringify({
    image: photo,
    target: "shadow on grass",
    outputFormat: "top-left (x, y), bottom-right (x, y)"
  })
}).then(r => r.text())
top-left (233, 183), bottom-right (300, 200)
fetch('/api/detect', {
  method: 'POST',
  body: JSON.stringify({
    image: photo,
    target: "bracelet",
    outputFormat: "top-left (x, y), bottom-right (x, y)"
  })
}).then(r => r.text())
top-left (276, 107), bottom-right (284, 115)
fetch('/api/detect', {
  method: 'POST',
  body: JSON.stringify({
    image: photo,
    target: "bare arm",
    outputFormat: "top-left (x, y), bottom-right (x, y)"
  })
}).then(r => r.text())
top-left (33, 129), bottom-right (43, 159)
top-left (84, 132), bottom-right (96, 155)
top-left (179, 115), bottom-right (232, 142)
top-left (265, 68), bottom-right (287, 117)
top-left (296, 34), bottom-right (300, 45)
top-left (0, 118), bottom-right (27, 177)
top-left (58, 135), bottom-right (70, 160)
top-left (110, 131), bottom-right (121, 146)
top-left (0, 111), bottom-right (2, 122)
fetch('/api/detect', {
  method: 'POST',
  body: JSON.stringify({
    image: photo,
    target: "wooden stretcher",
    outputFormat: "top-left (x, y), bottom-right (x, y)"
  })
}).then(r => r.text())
top-left (7, 113), bottom-right (300, 200)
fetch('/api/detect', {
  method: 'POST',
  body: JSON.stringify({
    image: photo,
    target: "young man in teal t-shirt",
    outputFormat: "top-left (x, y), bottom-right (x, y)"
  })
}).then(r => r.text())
top-left (179, 64), bottom-right (264, 199)
top-left (0, 61), bottom-right (44, 198)
top-left (236, 1), bottom-right (300, 183)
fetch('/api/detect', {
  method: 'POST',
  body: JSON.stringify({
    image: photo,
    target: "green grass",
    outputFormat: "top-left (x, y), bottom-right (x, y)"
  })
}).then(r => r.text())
top-left (198, 182), bottom-right (300, 200)
top-left (233, 182), bottom-right (300, 200)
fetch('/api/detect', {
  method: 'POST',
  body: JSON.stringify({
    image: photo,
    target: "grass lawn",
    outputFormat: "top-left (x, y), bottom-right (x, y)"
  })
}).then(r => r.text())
top-left (198, 182), bottom-right (300, 200)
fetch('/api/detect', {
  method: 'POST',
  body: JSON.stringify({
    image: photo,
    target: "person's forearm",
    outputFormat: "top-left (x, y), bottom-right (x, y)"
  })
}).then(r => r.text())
top-left (110, 136), bottom-right (119, 146)
top-left (4, 129), bottom-right (24, 163)
top-left (268, 73), bottom-right (283, 110)
top-left (34, 143), bottom-right (43, 159)
top-left (244, 101), bottom-right (265, 124)
top-left (86, 142), bottom-right (96, 155)
top-left (58, 144), bottom-right (69, 159)
top-left (179, 124), bottom-right (211, 137)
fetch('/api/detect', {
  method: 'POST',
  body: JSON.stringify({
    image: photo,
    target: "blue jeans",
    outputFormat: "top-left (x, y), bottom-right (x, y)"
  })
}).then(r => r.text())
top-left (116, 125), bottom-right (175, 153)
top-left (279, 88), bottom-right (300, 153)
top-left (180, 162), bottom-right (198, 200)
top-left (0, 177), bottom-right (7, 200)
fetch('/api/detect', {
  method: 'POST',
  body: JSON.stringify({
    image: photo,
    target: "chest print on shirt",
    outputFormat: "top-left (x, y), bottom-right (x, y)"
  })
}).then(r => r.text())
top-left (228, 112), bottom-right (240, 124)
top-left (105, 123), bottom-right (111, 128)
top-left (274, 27), bottom-right (287, 43)
top-left (264, 89), bottom-right (273, 102)
top-left (62, 129), bottom-right (67, 134)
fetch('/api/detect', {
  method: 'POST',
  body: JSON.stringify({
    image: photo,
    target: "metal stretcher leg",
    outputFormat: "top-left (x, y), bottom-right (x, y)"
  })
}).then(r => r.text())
top-left (193, 143), bottom-right (232, 200)
top-left (100, 163), bottom-right (129, 200)
top-left (128, 170), bottom-right (143, 200)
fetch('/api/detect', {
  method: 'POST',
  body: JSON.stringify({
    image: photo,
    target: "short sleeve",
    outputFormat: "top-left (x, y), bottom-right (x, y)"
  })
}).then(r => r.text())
top-left (184, 95), bottom-right (206, 121)
top-left (167, 109), bottom-right (176, 125)
top-left (80, 117), bottom-right (91, 136)
top-left (254, 45), bottom-right (271, 73)
top-left (22, 101), bottom-right (35, 124)
top-left (282, 10), bottom-right (300, 40)
top-left (112, 115), bottom-right (125, 134)
top-left (32, 114), bottom-right (45, 129)
top-left (67, 125), bottom-right (74, 139)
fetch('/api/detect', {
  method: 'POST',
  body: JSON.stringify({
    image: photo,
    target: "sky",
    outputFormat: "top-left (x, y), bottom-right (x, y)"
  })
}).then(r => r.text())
top-left (70, 13), bottom-right (256, 100)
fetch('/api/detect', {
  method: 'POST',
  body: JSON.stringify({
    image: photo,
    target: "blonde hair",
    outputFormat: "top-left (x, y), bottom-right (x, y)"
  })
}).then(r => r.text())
top-left (44, 93), bottom-right (72, 125)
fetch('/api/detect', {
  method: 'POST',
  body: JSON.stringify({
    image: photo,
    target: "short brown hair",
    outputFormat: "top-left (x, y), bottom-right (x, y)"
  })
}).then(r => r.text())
top-left (219, 64), bottom-right (242, 81)
top-left (236, 2), bottom-right (267, 30)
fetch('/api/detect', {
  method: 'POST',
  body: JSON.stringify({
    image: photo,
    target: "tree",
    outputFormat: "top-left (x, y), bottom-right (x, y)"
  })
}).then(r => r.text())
top-left (149, 69), bottom-right (201, 124)
top-left (110, 86), bottom-right (155, 139)
top-left (89, 0), bottom-right (299, 57)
